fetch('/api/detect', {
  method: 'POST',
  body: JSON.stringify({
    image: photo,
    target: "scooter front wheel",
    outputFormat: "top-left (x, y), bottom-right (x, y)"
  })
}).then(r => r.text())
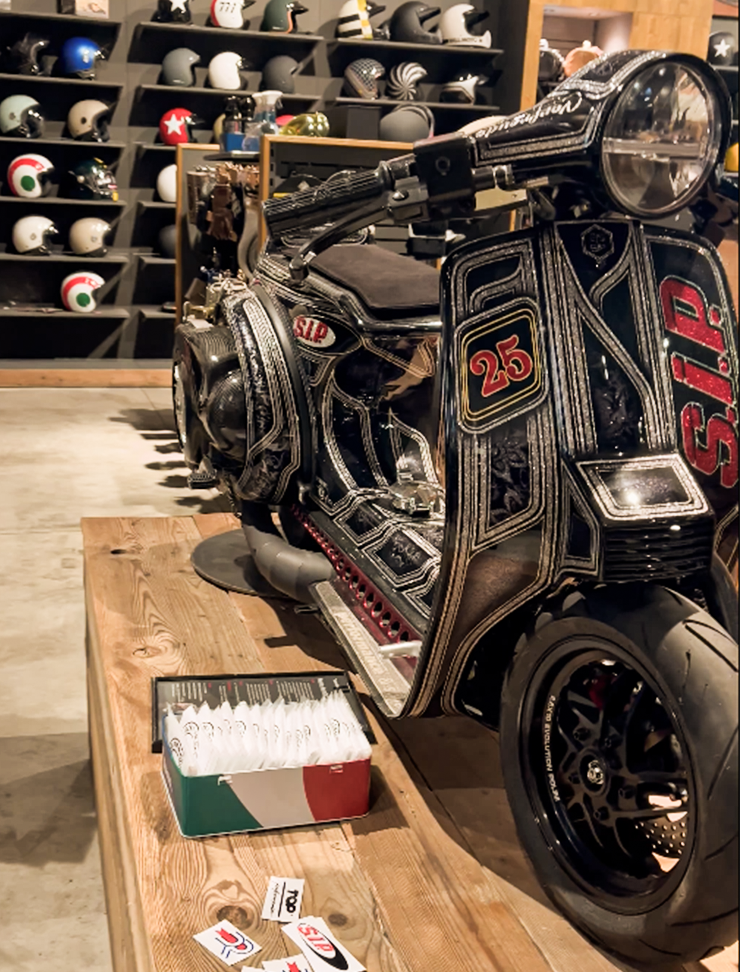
top-left (500, 584), bottom-right (738, 969)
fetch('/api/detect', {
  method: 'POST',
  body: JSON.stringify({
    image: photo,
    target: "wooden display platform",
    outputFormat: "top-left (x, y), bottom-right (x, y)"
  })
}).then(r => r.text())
top-left (82, 514), bottom-right (737, 972)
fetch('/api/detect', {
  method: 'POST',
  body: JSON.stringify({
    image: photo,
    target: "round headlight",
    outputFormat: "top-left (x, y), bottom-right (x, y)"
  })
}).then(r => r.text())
top-left (600, 61), bottom-right (722, 218)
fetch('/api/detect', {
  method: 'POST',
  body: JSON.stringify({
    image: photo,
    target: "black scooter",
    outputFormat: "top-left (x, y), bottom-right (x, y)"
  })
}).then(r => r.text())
top-left (174, 50), bottom-right (738, 967)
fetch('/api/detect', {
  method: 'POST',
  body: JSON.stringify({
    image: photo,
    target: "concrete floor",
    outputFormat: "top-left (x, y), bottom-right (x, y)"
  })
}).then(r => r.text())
top-left (0, 387), bottom-right (736, 972)
top-left (0, 388), bottom-right (228, 971)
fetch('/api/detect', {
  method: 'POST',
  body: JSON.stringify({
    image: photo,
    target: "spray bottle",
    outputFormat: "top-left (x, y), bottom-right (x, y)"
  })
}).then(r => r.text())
top-left (240, 89), bottom-right (282, 154)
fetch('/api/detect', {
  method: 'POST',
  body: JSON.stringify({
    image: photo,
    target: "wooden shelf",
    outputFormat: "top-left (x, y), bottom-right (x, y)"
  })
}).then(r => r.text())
top-left (0, 253), bottom-right (129, 263)
top-left (135, 142), bottom-right (176, 155)
top-left (0, 72), bottom-right (123, 91)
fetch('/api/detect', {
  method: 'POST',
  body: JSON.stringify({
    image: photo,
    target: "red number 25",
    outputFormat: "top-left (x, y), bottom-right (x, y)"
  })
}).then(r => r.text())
top-left (470, 334), bottom-right (533, 397)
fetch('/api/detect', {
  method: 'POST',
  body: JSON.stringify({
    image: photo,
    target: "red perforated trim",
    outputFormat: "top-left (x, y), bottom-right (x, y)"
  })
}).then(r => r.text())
top-left (292, 505), bottom-right (420, 645)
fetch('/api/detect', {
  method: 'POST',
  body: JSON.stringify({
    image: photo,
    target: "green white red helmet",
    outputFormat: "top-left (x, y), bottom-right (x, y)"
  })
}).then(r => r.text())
top-left (61, 271), bottom-right (106, 313)
top-left (7, 153), bottom-right (54, 198)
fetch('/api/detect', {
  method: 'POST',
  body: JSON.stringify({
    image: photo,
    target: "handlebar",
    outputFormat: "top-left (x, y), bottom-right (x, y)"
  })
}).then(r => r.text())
top-left (262, 157), bottom-right (413, 237)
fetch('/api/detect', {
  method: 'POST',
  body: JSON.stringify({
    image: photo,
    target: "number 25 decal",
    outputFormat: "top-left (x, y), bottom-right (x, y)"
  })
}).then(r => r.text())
top-left (469, 334), bottom-right (534, 397)
top-left (461, 299), bottom-right (542, 429)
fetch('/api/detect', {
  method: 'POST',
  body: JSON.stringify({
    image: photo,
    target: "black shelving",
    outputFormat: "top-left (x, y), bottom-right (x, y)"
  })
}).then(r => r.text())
top-left (0, 137), bottom-right (127, 150)
top-left (1, 197), bottom-right (127, 206)
top-left (0, 72), bottom-right (123, 91)
top-left (329, 37), bottom-right (503, 84)
top-left (130, 23), bottom-right (324, 69)
top-left (0, 307), bottom-right (129, 318)
top-left (334, 96), bottom-right (499, 113)
top-left (0, 253), bottom-right (129, 263)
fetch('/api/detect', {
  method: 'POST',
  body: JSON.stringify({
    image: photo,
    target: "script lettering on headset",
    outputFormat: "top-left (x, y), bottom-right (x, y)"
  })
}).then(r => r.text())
top-left (474, 92), bottom-right (583, 139)
top-left (660, 276), bottom-right (738, 489)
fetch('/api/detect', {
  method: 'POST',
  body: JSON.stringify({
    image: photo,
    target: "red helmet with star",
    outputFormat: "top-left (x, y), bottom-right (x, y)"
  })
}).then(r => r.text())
top-left (159, 107), bottom-right (196, 145)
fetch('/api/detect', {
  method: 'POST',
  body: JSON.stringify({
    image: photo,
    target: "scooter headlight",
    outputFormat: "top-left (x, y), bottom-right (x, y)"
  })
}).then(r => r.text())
top-left (600, 61), bottom-right (723, 218)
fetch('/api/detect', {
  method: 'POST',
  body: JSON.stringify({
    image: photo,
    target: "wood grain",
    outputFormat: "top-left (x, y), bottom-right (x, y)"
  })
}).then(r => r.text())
top-left (0, 369), bottom-right (170, 388)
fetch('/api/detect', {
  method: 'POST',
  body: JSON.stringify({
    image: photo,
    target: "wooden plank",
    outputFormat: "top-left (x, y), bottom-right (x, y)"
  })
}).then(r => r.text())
top-left (0, 369), bottom-right (170, 388)
top-left (81, 516), bottom-right (410, 971)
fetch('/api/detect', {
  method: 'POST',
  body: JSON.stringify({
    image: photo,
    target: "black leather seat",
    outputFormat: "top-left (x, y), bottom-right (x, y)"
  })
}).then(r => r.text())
top-left (311, 244), bottom-right (440, 318)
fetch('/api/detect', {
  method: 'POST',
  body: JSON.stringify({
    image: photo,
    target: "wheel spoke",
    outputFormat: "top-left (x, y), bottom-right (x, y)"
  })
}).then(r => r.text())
top-left (614, 803), bottom-right (687, 822)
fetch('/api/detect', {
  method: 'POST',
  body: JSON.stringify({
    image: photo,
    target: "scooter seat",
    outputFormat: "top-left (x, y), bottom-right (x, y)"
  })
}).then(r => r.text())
top-left (311, 244), bottom-right (440, 318)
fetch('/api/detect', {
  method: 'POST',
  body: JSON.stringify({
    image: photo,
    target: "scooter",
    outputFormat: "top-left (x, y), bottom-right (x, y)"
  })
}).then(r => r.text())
top-left (173, 49), bottom-right (738, 968)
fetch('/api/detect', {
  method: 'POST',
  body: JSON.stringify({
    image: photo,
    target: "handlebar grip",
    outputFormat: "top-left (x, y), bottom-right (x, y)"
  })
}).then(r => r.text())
top-left (262, 165), bottom-right (393, 237)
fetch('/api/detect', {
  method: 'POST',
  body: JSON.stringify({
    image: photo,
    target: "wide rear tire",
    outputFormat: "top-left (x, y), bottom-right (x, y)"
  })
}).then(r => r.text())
top-left (500, 584), bottom-right (738, 969)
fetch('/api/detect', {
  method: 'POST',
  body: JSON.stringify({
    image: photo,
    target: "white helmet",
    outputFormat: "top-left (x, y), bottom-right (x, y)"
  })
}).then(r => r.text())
top-left (69, 217), bottom-right (111, 256)
top-left (208, 51), bottom-right (245, 90)
top-left (67, 99), bottom-right (110, 141)
top-left (156, 163), bottom-right (178, 203)
top-left (61, 270), bottom-right (105, 313)
top-left (437, 4), bottom-right (490, 47)
top-left (210, 0), bottom-right (250, 29)
top-left (7, 153), bottom-right (54, 198)
top-left (0, 94), bottom-right (45, 137)
top-left (12, 215), bottom-right (58, 255)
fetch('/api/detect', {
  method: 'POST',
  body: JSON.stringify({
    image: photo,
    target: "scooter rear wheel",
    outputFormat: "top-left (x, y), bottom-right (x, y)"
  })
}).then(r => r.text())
top-left (500, 584), bottom-right (738, 968)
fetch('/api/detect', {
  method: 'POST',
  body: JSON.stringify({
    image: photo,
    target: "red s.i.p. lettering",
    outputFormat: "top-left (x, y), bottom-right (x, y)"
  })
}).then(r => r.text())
top-left (681, 403), bottom-right (738, 489)
top-left (660, 278), bottom-right (726, 353)
top-left (671, 353), bottom-right (734, 406)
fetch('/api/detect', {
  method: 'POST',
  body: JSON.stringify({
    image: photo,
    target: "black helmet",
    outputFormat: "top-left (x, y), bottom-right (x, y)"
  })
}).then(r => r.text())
top-left (5, 32), bottom-right (50, 75)
top-left (158, 224), bottom-right (178, 259)
top-left (388, 2), bottom-right (440, 44)
top-left (162, 47), bottom-right (200, 86)
top-left (64, 158), bottom-right (119, 201)
top-left (707, 31), bottom-right (736, 66)
top-left (261, 55), bottom-right (299, 93)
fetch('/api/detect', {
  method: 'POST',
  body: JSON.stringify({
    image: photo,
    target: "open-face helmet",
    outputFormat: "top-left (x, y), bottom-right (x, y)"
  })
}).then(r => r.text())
top-left (437, 4), bottom-right (490, 47)
top-left (156, 163), bottom-right (178, 202)
top-left (69, 217), bottom-right (112, 256)
top-left (344, 58), bottom-right (384, 98)
top-left (208, 52), bottom-right (246, 90)
top-left (162, 48), bottom-right (200, 86)
top-left (261, 55), bottom-right (298, 93)
top-left (159, 107), bottom-right (198, 145)
top-left (335, 0), bottom-right (386, 39)
top-left (440, 71), bottom-right (487, 104)
top-left (153, 0), bottom-right (192, 23)
top-left (386, 61), bottom-right (426, 100)
top-left (388, 2), bottom-right (440, 44)
top-left (7, 153), bottom-right (54, 198)
top-left (210, 0), bottom-right (255, 28)
top-left (5, 32), bottom-right (50, 75)
top-left (708, 31), bottom-right (736, 66)
top-left (61, 271), bottom-right (106, 313)
top-left (64, 158), bottom-right (118, 200)
top-left (59, 37), bottom-right (105, 79)
top-left (67, 100), bottom-right (111, 141)
top-left (260, 0), bottom-right (308, 33)
top-left (11, 215), bottom-right (58, 255)
top-left (0, 94), bottom-right (44, 138)
top-left (563, 39), bottom-right (602, 78)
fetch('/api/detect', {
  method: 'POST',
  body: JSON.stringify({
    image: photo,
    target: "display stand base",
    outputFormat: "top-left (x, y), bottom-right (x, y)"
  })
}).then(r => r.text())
top-left (190, 528), bottom-right (286, 598)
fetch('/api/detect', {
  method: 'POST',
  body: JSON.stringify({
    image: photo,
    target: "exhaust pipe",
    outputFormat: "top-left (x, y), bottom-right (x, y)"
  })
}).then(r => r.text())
top-left (240, 503), bottom-right (333, 603)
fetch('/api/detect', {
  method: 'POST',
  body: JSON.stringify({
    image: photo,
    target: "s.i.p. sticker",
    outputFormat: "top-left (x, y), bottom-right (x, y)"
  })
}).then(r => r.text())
top-left (282, 916), bottom-right (365, 972)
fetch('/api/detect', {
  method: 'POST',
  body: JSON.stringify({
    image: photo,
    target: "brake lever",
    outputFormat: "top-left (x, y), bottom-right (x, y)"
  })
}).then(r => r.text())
top-left (288, 179), bottom-right (429, 283)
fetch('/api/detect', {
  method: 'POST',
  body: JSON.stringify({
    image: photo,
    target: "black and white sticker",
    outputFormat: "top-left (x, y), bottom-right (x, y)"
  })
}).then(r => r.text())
top-left (282, 916), bottom-right (365, 972)
top-left (261, 876), bottom-right (305, 923)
